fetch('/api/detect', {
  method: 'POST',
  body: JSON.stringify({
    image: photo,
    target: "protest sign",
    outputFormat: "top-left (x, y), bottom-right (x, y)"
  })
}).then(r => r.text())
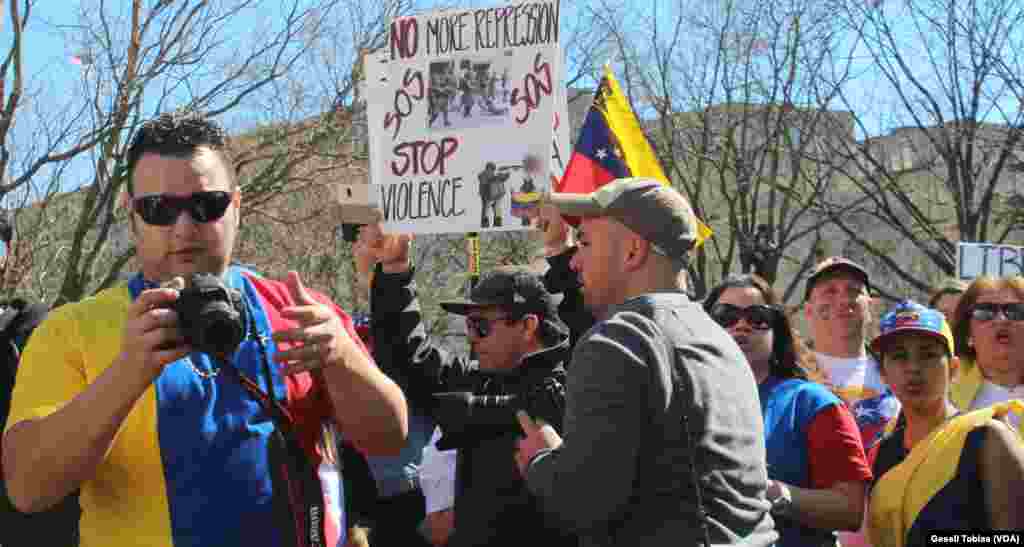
top-left (958, 241), bottom-right (1024, 279)
top-left (365, 1), bottom-right (562, 234)
top-left (511, 59), bottom-right (570, 225)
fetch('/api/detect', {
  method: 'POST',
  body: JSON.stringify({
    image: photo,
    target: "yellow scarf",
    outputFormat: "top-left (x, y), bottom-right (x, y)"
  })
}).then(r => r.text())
top-left (867, 400), bottom-right (1024, 547)
top-left (950, 357), bottom-right (982, 411)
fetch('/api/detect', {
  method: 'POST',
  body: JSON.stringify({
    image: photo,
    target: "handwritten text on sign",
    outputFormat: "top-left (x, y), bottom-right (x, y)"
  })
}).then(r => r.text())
top-left (958, 242), bottom-right (1024, 279)
top-left (390, 3), bottom-right (560, 61)
top-left (368, 1), bottom-right (561, 234)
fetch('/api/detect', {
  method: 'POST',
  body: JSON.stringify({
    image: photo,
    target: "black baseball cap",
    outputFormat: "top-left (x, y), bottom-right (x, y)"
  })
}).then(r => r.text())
top-left (804, 256), bottom-right (871, 300)
top-left (441, 267), bottom-right (560, 320)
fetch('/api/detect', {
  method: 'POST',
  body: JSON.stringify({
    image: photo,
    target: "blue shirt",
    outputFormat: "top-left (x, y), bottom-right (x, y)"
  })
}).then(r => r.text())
top-left (365, 411), bottom-right (435, 497)
top-left (759, 376), bottom-right (842, 547)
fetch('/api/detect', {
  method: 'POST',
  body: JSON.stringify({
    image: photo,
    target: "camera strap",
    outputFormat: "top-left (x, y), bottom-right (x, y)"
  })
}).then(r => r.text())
top-left (219, 333), bottom-right (328, 547)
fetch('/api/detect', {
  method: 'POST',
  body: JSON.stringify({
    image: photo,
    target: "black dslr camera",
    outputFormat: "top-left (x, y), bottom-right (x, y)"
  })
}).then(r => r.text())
top-left (174, 273), bottom-right (248, 359)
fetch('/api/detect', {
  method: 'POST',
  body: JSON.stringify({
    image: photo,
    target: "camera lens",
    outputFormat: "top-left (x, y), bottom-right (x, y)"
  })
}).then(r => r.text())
top-left (195, 306), bottom-right (245, 357)
top-left (175, 273), bottom-right (247, 359)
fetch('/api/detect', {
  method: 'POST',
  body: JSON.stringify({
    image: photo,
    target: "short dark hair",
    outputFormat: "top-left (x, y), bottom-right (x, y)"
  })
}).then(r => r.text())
top-left (124, 110), bottom-right (235, 195)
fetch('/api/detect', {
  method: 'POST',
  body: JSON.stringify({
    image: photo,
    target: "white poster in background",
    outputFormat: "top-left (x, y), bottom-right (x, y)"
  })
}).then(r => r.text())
top-left (957, 241), bottom-right (1024, 279)
top-left (550, 58), bottom-right (570, 180)
top-left (365, 1), bottom-right (562, 234)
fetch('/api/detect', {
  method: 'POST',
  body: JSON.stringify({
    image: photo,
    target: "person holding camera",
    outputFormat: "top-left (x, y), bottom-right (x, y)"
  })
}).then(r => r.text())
top-left (354, 218), bottom-right (582, 547)
top-left (1, 111), bottom-right (407, 547)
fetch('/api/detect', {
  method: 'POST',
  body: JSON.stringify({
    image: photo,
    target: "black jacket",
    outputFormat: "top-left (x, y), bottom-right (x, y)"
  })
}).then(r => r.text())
top-left (542, 248), bottom-right (594, 354)
top-left (371, 264), bottom-right (582, 547)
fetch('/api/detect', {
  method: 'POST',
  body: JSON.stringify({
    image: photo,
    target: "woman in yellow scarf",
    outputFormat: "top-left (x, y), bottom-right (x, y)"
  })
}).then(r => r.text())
top-left (948, 276), bottom-right (1024, 412)
top-left (866, 301), bottom-right (1024, 547)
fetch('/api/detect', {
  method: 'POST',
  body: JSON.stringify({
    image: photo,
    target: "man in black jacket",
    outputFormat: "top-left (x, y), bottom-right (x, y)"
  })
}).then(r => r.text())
top-left (355, 222), bottom-right (583, 547)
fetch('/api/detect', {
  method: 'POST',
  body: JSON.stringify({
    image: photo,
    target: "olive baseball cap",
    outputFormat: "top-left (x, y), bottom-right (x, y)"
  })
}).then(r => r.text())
top-left (543, 177), bottom-right (698, 260)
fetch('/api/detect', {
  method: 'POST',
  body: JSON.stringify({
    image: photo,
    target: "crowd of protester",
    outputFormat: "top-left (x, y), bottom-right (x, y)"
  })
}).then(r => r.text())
top-left (0, 110), bottom-right (1022, 547)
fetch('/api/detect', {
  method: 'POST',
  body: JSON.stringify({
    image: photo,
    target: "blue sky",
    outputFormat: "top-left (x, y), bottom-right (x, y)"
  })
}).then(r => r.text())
top-left (6, 0), bottom-right (1021, 193)
top-left (5, 2), bottom-right (317, 194)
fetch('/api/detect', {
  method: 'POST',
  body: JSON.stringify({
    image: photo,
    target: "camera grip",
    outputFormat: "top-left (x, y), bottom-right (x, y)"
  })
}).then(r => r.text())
top-left (519, 375), bottom-right (566, 433)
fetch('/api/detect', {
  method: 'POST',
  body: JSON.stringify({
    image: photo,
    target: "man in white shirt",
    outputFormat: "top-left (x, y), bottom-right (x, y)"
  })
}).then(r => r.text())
top-left (804, 257), bottom-right (901, 447)
top-left (804, 258), bottom-right (888, 408)
top-left (803, 257), bottom-right (899, 547)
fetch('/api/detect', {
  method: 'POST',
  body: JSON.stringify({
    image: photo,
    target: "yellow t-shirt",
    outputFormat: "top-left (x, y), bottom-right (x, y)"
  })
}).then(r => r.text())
top-left (5, 285), bottom-right (175, 546)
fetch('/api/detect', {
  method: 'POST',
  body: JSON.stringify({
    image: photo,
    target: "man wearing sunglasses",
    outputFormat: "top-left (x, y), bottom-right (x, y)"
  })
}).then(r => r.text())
top-left (355, 219), bottom-right (581, 547)
top-left (515, 177), bottom-right (778, 547)
top-left (2, 111), bottom-right (408, 547)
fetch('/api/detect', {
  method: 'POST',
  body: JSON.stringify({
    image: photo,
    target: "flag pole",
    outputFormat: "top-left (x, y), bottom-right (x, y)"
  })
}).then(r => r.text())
top-left (466, 231), bottom-right (480, 361)
top-left (466, 232), bottom-right (480, 292)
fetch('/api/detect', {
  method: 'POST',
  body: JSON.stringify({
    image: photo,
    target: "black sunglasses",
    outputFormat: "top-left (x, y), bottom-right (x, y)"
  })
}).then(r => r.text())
top-left (969, 302), bottom-right (1024, 322)
top-left (465, 315), bottom-right (520, 338)
top-left (132, 191), bottom-right (233, 226)
top-left (710, 303), bottom-right (779, 330)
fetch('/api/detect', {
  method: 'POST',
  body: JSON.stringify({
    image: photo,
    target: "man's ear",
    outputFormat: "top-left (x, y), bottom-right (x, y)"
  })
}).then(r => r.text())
top-left (623, 236), bottom-right (650, 272)
top-left (949, 355), bottom-right (961, 377)
top-left (865, 295), bottom-right (877, 322)
top-left (120, 191), bottom-right (139, 236)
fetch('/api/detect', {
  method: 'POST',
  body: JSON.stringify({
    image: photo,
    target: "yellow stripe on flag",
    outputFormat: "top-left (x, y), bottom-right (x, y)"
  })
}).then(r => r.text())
top-left (598, 65), bottom-right (713, 248)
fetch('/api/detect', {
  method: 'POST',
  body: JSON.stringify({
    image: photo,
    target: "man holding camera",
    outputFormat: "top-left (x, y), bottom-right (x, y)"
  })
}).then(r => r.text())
top-left (354, 217), bottom-right (583, 547)
top-left (1, 111), bottom-right (407, 546)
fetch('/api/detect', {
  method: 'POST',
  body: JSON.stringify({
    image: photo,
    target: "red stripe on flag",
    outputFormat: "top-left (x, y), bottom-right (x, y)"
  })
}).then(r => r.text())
top-left (556, 150), bottom-right (619, 195)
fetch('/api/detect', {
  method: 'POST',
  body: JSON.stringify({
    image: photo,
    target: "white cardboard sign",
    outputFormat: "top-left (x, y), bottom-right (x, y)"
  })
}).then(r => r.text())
top-left (957, 241), bottom-right (1024, 279)
top-left (365, 1), bottom-right (562, 234)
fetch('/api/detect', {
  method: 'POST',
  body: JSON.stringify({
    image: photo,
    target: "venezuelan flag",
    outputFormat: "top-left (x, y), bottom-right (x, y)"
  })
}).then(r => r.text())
top-left (557, 65), bottom-right (713, 248)
top-left (510, 191), bottom-right (542, 218)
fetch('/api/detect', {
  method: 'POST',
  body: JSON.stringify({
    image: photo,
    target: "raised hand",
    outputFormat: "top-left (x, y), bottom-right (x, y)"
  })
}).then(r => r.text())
top-left (355, 221), bottom-right (414, 273)
top-left (272, 271), bottom-right (355, 376)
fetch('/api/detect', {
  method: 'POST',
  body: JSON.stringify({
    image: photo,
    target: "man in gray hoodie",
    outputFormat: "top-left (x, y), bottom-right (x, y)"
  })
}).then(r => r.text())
top-left (516, 177), bottom-right (778, 547)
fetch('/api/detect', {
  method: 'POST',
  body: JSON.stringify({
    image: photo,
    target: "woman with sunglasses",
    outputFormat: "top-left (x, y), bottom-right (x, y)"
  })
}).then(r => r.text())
top-left (704, 275), bottom-right (872, 547)
top-left (866, 301), bottom-right (1024, 546)
top-left (949, 276), bottom-right (1024, 417)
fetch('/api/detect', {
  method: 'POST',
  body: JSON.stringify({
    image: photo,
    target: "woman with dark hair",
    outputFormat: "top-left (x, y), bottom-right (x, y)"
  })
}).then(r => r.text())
top-left (705, 274), bottom-right (872, 547)
top-left (866, 301), bottom-right (1024, 545)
